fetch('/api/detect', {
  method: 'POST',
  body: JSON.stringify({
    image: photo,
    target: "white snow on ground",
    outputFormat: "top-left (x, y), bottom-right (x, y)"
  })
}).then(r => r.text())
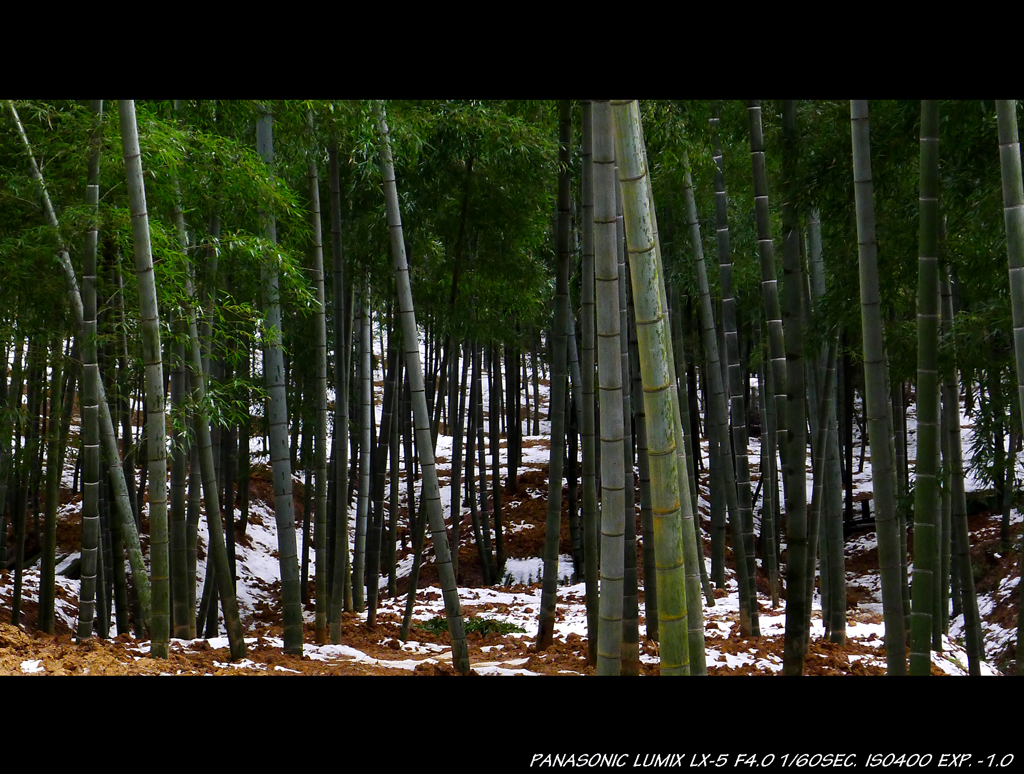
top-left (2, 328), bottom-right (1017, 675)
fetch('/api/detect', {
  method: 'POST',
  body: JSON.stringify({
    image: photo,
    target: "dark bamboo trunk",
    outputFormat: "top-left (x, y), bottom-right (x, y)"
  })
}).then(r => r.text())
top-left (489, 344), bottom-right (504, 575)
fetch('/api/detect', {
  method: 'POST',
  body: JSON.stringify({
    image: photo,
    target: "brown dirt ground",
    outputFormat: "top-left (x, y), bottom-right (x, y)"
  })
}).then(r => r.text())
top-left (1, 408), bottom-right (1019, 675)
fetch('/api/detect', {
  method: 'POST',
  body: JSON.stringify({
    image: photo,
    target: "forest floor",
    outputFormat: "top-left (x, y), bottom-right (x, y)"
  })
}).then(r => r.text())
top-left (0, 371), bottom-right (1019, 677)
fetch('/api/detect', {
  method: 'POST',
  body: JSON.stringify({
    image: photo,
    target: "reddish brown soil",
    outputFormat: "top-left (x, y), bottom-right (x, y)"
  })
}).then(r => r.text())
top-left (1, 407), bottom-right (1019, 675)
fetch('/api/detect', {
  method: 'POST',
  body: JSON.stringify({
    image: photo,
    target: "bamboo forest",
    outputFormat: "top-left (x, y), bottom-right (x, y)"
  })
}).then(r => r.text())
top-left (2, 98), bottom-right (1024, 677)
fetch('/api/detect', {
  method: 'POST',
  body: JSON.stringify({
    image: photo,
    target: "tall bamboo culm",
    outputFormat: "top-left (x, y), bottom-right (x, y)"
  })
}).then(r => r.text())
top-left (373, 100), bottom-right (470, 675)
top-left (780, 100), bottom-right (808, 674)
top-left (909, 100), bottom-right (940, 675)
top-left (80, 101), bottom-right (103, 640)
top-left (684, 158), bottom-right (756, 638)
top-left (256, 105), bottom-right (304, 656)
top-left (709, 105), bottom-right (759, 633)
top-left (851, 99), bottom-right (906, 675)
top-left (995, 99), bottom-right (1024, 675)
top-left (580, 101), bottom-right (601, 666)
top-left (611, 100), bottom-right (692, 676)
top-left (537, 100), bottom-right (573, 653)
top-left (592, 100), bottom-right (625, 674)
top-left (306, 110), bottom-right (330, 645)
top-left (7, 100), bottom-right (154, 636)
top-left (119, 99), bottom-right (170, 658)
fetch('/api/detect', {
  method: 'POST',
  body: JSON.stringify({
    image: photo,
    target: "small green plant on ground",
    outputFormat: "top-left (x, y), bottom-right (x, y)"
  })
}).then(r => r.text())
top-left (420, 616), bottom-right (526, 636)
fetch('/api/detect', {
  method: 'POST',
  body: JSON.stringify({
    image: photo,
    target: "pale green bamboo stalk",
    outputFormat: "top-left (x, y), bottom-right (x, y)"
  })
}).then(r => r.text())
top-left (119, 99), bottom-right (169, 658)
top-left (611, 100), bottom-right (690, 675)
top-left (637, 129), bottom-right (706, 673)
